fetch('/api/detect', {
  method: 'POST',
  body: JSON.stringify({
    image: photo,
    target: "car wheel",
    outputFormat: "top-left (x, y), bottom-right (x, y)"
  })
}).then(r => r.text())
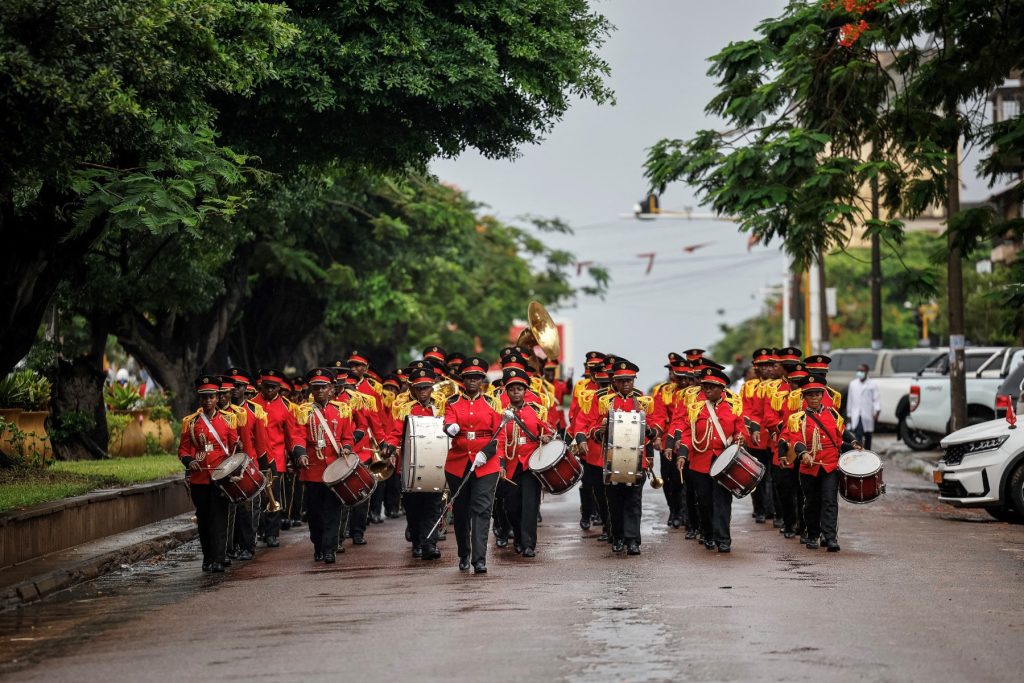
top-left (984, 506), bottom-right (1022, 523)
top-left (899, 420), bottom-right (938, 451)
top-left (1007, 463), bottom-right (1024, 520)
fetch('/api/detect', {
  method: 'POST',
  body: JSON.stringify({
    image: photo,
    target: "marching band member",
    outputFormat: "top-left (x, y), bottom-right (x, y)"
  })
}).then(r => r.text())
top-left (543, 359), bottom-right (571, 436)
top-left (778, 375), bottom-right (859, 552)
top-left (294, 369), bottom-right (356, 563)
top-left (252, 368), bottom-right (306, 548)
top-left (668, 367), bottom-right (744, 553)
top-left (744, 349), bottom-right (775, 525)
top-left (179, 375), bottom-right (240, 572)
top-left (571, 359), bottom-right (613, 541)
top-left (648, 353), bottom-right (688, 529)
top-left (331, 365), bottom-right (379, 545)
top-left (763, 353), bottom-right (810, 538)
top-left (577, 359), bottom-right (655, 556)
top-left (497, 368), bottom-right (553, 557)
top-left (443, 356), bottom-right (503, 574)
top-left (225, 368), bottom-right (269, 561)
top-left (387, 368), bottom-right (446, 560)
top-left (571, 351), bottom-right (605, 530)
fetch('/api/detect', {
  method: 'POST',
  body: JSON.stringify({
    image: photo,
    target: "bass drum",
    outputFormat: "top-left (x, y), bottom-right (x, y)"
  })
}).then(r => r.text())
top-left (529, 440), bottom-right (582, 495)
top-left (710, 444), bottom-right (764, 499)
top-left (604, 410), bottom-right (645, 485)
top-left (323, 454), bottom-right (377, 507)
top-left (402, 415), bottom-right (449, 493)
top-left (838, 450), bottom-right (885, 503)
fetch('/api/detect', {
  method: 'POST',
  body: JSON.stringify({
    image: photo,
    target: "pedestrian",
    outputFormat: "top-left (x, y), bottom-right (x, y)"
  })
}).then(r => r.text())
top-left (846, 363), bottom-right (880, 450)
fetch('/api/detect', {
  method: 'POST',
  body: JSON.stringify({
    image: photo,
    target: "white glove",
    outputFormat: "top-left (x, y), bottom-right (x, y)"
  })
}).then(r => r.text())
top-left (445, 423), bottom-right (460, 438)
top-left (472, 451), bottom-right (488, 470)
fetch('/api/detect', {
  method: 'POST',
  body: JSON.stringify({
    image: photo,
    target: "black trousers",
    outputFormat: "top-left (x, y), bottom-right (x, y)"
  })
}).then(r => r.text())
top-left (852, 421), bottom-right (873, 450)
top-left (445, 468), bottom-right (498, 564)
top-left (369, 478), bottom-right (385, 516)
top-left (605, 476), bottom-right (644, 544)
top-left (258, 465), bottom-right (284, 539)
top-left (582, 463), bottom-right (610, 534)
top-left (690, 471), bottom-right (732, 544)
top-left (191, 483), bottom-right (230, 565)
top-left (579, 479), bottom-right (595, 519)
top-left (405, 491), bottom-right (443, 548)
top-left (492, 486), bottom-right (510, 533)
top-left (303, 482), bottom-right (343, 553)
top-left (773, 464), bottom-right (800, 532)
top-left (384, 471), bottom-right (402, 514)
top-left (348, 497), bottom-right (370, 538)
top-left (231, 498), bottom-right (257, 553)
top-left (683, 467), bottom-right (702, 532)
top-left (659, 453), bottom-right (685, 521)
top-left (800, 469), bottom-right (840, 543)
top-left (505, 466), bottom-right (542, 549)
top-left (749, 448), bottom-right (776, 518)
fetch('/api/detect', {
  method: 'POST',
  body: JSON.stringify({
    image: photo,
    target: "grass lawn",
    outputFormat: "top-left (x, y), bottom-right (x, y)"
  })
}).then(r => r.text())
top-left (0, 455), bottom-right (182, 513)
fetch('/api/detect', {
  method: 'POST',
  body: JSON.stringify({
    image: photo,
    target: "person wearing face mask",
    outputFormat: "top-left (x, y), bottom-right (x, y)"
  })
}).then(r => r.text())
top-left (846, 363), bottom-right (880, 450)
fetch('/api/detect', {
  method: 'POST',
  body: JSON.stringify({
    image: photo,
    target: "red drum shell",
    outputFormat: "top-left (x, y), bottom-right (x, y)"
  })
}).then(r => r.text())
top-left (710, 445), bottom-right (765, 499)
top-left (324, 457), bottom-right (377, 507)
top-left (529, 441), bottom-right (583, 495)
top-left (212, 454), bottom-right (266, 504)
top-left (838, 451), bottom-right (885, 504)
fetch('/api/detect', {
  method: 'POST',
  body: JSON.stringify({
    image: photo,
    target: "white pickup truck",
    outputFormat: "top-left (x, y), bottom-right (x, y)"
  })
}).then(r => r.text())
top-left (902, 347), bottom-right (1024, 451)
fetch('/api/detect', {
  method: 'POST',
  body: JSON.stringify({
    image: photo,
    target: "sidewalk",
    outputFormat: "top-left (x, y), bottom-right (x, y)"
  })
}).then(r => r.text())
top-left (871, 433), bottom-right (941, 492)
top-left (1, 513), bottom-right (196, 611)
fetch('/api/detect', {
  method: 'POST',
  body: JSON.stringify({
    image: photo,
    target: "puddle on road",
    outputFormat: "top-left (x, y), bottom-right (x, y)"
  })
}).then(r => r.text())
top-left (0, 540), bottom-right (223, 674)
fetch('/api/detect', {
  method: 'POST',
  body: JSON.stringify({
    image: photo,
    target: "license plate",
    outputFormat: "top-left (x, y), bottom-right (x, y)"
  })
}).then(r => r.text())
top-left (933, 470), bottom-right (943, 484)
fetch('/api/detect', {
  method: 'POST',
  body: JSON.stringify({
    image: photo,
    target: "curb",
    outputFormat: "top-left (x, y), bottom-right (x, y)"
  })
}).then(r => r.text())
top-left (0, 524), bottom-right (197, 612)
top-left (876, 443), bottom-right (940, 485)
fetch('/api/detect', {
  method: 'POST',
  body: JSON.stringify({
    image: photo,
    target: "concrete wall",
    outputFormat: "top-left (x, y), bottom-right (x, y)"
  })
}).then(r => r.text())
top-left (0, 478), bottom-right (192, 569)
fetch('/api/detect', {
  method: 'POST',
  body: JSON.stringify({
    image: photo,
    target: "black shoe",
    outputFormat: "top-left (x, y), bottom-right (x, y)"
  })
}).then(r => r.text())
top-left (799, 536), bottom-right (810, 545)
top-left (412, 546), bottom-right (423, 559)
top-left (592, 514), bottom-right (603, 526)
top-left (352, 535), bottom-right (366, 545)
top-left (423, 545), bottom-right (441, 560)
top-left (238, 550), bottom-right (254, 561)
top-left (281, 520), bottom-right (292, 530)
top-left (671, 517), bottom-right (683, 529)
top-left (805, 540), bottom-right (820, 550)
top-left (473, 561), bottom-right (487, 574)
top-left (371, 512), bottom-right (384, 524)
top-left (210, 562), bottom-right (225, 572)
top-left (718, 543), bottom-right (731, 553)
top-left (226, 548), bottom-right (239, 560)
top-left (751, 511), bottom-right (758, 518)
top-left (514, 543), bottom-right (524, 554)
top-left (755, 514), bottom-right (766, 524)
top-left (201, 563), bottom-right (211, 572)
top-left (336, 544), bottom-right (346, 553)
top-left (496, 537), bottom-right (508, 548)
top-left (493, 526), bottom-right (505, 540)
top-left (522, 547), bottom-right (536, 558)
top-left (612, 540), bottom-right (625, 553)
top-left (826, 540), bottom-right (841, 552)
top-left (627, 542), bottom-right (641, 556)
top-left (314, 551), bottom-right (324, 562)
top-left (292, 519), bottom-right (304, 528)
top-left (405, 528), bottom-right (412, 542)
top-left (580, 518), bottom-right (591, 530)
top-left (684, 529), bottom-right (697, 540)
top-left (704, 539), bottom-right (717, 550)
top-left (773, 518), bottom-right (784, 528)
top-left (537, 512), bottom-right (542, 523)
top-left (386, 510), bottom-right (402, 519)
top-left (221, 557), bottom-right (232, 567)
top-left (597, 532), bottom-right (609, 542)
top-left (323, 552), bottom-right (336, 564)
top-left (266, 536), bottom-right (279, 548)
top-left (459, 557), bottom-right (471, 571)
top-left (783, 530), bottom-right (796, 539)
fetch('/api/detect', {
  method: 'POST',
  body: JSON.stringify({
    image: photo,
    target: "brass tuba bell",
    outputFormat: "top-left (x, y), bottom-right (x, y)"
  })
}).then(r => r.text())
top-left (515, 301), bottom-right (561, 372)
top-left (367, 442), bottom-right (395, 481)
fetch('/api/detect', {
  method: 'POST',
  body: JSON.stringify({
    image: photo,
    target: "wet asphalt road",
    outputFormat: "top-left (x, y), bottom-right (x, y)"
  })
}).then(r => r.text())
top-left (1, 466), bottom-right (1022, 682)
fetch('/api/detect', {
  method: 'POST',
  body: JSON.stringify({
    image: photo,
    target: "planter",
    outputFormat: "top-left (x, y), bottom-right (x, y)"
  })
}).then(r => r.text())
top-left (13, 410), bottom-right (53, 462)
top-left (139, 409), bottom-right (175, 452)
top-left (0, 408), bottom-right (24, 455)
top-left (108, 410), bottom-right (146, 457)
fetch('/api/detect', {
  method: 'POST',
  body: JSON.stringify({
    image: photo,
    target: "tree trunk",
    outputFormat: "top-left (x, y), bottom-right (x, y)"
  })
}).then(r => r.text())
top-left (50, 350), bottom-right (109, 460)
top-left (817, 251), bottom-right (830, 353)
top-left (870, 173), bottom-right (883, 350)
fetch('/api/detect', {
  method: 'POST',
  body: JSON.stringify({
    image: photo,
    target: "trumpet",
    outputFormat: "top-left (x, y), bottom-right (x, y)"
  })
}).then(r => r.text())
top-left (367, 441), bottom-right (396, 481)
top-left (262, 470), bottom-right (283, 513)
top-left (647, 465), bottom-right (664, 489)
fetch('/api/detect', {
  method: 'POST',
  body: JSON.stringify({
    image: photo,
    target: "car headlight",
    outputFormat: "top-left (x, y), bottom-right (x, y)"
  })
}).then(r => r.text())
top-left (943, 436), bottom-right (1008, 465)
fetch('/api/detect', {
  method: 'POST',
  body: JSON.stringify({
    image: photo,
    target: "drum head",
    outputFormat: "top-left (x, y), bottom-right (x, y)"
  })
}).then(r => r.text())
top-left (323, 454), bottom-right (358, 484)
top-left (839, 450), bottom-right (881, 476)
top-left (212, 453), bottom-right (246, 480)
top-left (709, 444), bottom-right (739, 477)
top-left (529, 440), bottom-right (566, 471)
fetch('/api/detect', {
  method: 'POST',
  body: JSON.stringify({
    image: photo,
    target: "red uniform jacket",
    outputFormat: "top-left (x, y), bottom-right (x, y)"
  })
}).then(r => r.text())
top-left (178, 410), bottom-right (239, 485)
top-left (299, 402), bottom-right (356, 483)
top-left (780, 406), bottom-right (847, 476)
top-left (672, 398), bottom-right (743, 475)
top-left (334, 390), bottom-right (377, 463)
top-left (443, 393), bottom-right (502, 478)
top-left (740, 379), bottom-right (764, 449)
top-left (570, 389), bottom-right (605, 468)
top-left (497, 403), bottom-right (548, 476)
top-left (252, 394), bottom-right (303, 473)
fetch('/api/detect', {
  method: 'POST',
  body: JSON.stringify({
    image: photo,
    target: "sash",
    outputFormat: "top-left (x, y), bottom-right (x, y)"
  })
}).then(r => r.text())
top-left (199, 412), bottom-right (230, 455)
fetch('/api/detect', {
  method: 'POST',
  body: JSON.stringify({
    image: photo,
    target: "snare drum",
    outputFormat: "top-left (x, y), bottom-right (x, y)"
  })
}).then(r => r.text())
top-left (709, 444), bottom-right (764, 499)
top-left (604, 410), bottom-right (645, 485)
top-left (838, 450), bottom-right (885, 503)
top-left (402, 415), bottom-right (449, 493)
top-left (529, 440), bottom-right (583, 495)
top-left (211, 453), bottom-right (266, 504)
top-left (323, 454), bottom-right (377, 506)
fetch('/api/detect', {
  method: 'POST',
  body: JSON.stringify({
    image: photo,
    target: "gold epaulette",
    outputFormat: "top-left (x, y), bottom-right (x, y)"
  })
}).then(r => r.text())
top-left (345, 389), bottom-right (377, 412)
top-left (218, 409), bottom-right (237, 430)
top-left (687, 400), bottom-right (703, 423)
top-left (828, 387), bottom-right (842, 410)
top-left (660, 384), bottom-right (677, 405)
top-left (333, 401), bottom-right (353, 420)
top-left (787, 411), bottom-right (804, 432)
top-left (486, 394), bottom-right (503, 413)
top-left (292, 402), bottom-right (313, 426)
top-left (651, 382), bottom-right (667, 399)
top-left (229, 404), bottom-right (247, 428)
top-left (787, 389), bottom-right (803, 412)
top-left (742, 379), bottom-right (761, 399)
top-left (723, 393), bottom-right (743, 416)
top-left (770, 389), bottom-right (789, 412)
top-left (528, 401), bottom-right (549, 424)
top-left (181, 409), bottom-right (202, 437)
top-left (484, 383), bottom-right (497, 397)
top-left (365, 377), bottom-right (383, 396)
top-left (573, 378), bottom-right (593, 401)
top-left (683, 385), bottom-right (701, 407)
top-left (391, 392), bottom-right (414, 420)
top-left (530, 377), bottom-right (555, 407)
top-left (598, 392), bottom-right (617, 415)
top-left (636, 395), bottom-right (654, 414)
top-left (246, 400), bottom-right (268, 425)
top-left (576, 388), bottom-right (596, 415)
top-left (759, 379), bottom-right (782, 400)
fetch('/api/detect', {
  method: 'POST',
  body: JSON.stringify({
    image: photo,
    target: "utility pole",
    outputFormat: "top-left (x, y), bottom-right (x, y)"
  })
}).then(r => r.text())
top-left (870, 173), bottom-right (883, 350)
top-left (946, 105), bottom-right (967, 432)
top-left (817, 251), bottom-right (830, 353)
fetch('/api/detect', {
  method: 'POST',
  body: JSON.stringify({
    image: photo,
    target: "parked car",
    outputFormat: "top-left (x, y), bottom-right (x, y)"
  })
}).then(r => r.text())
top-left (934, 416), bottom-right (1024, 522)
top-left (904, 347), bottom-right (1024, 451)
top-left (994, 362), bottom-right (1024, 419)
top-left (829, 348), bottom-right (943, 429)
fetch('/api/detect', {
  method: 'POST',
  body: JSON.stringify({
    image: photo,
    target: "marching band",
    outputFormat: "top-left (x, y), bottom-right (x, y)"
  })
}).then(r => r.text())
top-left (179, 302), bottom-right (879, 575)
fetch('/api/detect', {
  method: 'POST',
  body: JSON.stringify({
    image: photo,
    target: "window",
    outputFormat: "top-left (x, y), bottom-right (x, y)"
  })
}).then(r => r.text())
top-left (831, 352), bottom-right (877, 371)
top-left (890, 353), bottom-right (939, 374)
top-left (965, 353), bottom-right (994, 373)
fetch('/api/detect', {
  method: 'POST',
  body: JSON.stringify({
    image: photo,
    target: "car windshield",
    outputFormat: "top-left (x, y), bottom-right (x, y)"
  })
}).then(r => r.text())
top-left (890, 353), bottom-right (938, 374)
top-left (831, 352), bottom-right (876, 371)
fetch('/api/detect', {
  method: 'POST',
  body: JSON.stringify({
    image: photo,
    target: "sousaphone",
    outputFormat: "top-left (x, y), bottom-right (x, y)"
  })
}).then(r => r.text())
top-left (515, 301), bottom-right (560, 372)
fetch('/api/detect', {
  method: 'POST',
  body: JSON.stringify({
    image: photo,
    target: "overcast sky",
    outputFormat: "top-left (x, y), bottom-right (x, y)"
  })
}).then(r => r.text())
top-left (431, 0), bottom-right (993, 387)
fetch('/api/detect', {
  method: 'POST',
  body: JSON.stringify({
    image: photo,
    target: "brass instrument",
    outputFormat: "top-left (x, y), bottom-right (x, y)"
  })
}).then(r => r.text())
top-left (648, 465), bottom-right (664, 489)
top-left (262, 470), bottom-right (283, 513)
top-left (515, 300), bottom-right (561, 372)
top-left (367, 440), bottom-right (396, 481)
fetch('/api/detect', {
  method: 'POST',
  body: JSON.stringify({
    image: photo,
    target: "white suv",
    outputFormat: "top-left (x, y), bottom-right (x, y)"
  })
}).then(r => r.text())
top-left (935, 417), bottom-right (1024, 522)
